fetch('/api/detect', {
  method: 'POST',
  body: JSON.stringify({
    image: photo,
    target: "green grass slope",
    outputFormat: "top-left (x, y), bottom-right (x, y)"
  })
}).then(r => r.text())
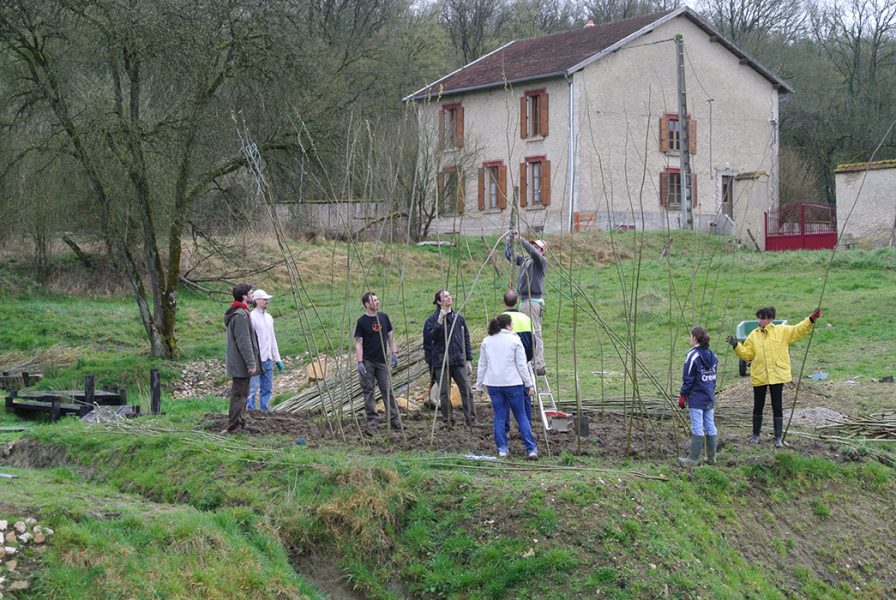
top-left (0, 233), bottom-right (894, 598)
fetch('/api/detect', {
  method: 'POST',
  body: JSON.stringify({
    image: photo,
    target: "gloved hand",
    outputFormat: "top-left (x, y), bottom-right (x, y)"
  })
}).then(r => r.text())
top-left (356, 361), bottom-right (367, 376)
top-left (809, 308), bottom-right (822, 323)
top-left (276, 360), bottom-right (284, 372)
top-left (678, 395), bottom-right (687, 409)
top-left (725, 335), bottom-right (738, 349)
top-left (390, 353), bottom-right (398, 369)
top-left (466, 361), bottom-right (472, 375)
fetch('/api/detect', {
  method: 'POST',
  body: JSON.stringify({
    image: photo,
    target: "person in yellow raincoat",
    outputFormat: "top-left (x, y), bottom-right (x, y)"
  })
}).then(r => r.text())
top-left (726, 306), bottom-right (822, 447)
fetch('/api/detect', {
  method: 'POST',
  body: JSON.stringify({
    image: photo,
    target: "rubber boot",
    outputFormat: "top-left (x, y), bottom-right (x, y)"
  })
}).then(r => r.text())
top-left (678, 434), bottom-right (704, 467)
top-left (773, 418), bottom-right (784, 448)
top-left (751, 415), bottom-right (763, 443)
top-left (705, 435), bottom-right (717, 465)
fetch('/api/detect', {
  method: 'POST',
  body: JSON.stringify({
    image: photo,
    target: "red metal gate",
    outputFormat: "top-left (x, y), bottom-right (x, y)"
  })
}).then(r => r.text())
top-left (765, 203), bottom-right (837, 251)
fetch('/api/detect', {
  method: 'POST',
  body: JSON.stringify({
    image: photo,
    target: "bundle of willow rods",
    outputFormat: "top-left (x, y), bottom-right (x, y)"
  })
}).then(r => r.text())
top-left (275, 342), bottom-right (428, 417)
top-left (815, 413), bottom-right (896, 441)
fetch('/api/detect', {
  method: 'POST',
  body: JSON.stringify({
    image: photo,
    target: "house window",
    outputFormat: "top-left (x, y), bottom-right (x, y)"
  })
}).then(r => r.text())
top-left (440, 103), bottom-right (464, 149)
top-left (520, 89), bottom-right (549, 139)
top-left (660, 168), bottom-right (697, 208)
top-left (437, 167), bottom-right (464, 215)
top-left (659, 114), bottom-right (696, 154)
top-left (478, 161), bottom-right (506, 210)
top-left (519, 157), bottom-right (551, 208)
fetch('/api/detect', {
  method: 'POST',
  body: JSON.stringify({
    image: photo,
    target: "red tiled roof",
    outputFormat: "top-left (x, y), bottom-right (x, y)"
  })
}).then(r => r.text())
top-left (409, 11), bottom-right (675, 100)
top-left (406, 8), bottom-right (791, 100)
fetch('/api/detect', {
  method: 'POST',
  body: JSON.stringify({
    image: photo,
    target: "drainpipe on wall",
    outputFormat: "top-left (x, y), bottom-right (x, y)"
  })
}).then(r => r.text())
top-left (565, 73), bottom-right (576, 233)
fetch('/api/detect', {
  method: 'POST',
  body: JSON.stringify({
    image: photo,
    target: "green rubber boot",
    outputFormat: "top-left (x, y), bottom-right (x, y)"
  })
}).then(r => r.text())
top-left (705, 435), bottom-right (717, 465)
top-left (678, 434), bottom-right (704, 467)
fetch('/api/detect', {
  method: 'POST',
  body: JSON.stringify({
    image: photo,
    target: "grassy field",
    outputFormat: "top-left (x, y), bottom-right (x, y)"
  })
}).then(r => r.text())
top-left (0, 232), bottom-right (894, 598)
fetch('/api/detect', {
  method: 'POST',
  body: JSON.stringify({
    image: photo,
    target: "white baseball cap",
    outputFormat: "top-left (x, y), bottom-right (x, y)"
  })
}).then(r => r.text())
top-left (252, 289), bottom-right (272, 300)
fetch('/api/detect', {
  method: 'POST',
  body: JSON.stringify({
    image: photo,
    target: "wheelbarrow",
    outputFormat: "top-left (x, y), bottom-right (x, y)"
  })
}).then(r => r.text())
top-left (734, 319), bottom-right (787, 376)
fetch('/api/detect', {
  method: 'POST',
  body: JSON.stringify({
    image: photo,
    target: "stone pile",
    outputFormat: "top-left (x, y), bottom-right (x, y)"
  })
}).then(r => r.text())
top-left (170, 355), bottom-right (332, 401)
top-left (0, 516), bottom-right (54, 596)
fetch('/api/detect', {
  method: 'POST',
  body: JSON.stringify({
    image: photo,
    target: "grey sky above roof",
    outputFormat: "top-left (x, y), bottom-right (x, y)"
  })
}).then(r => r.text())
top-left (405, 8), bottom-right (791, 102)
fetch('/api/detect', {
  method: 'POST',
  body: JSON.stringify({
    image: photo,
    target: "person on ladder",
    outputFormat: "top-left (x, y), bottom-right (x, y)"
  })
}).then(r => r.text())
top-left (505, 230), bottom-right (548, 376)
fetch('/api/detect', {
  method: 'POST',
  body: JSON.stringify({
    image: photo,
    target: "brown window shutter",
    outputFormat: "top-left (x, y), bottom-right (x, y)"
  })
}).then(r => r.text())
top-left (541, 161), bottom-right (551, 206)
top-left (688, 118), bottom-right (696, 155)
top-left (519, 162), bottom-right (527, 207)
top-left (659, 171), bottom-right (669, 206)
top-left (439, 110), bottom-right (445, 147)
top-left (457, 173), bottom-right (465, 213)
top-left (539, 93), bottom-right (549, 137)
top-left (437, 172), bottom-right (445, 208)
top-left (659, 116), bottom-right (669, 152)
top-left (455, 106), bottom-right (465, 148)
top-left (691, 174), bottom-right (697, 207)
top-left (497, 165), bottom-right (507, 209)
top-left (478, 168), bottom-right (485, 210)
top-left (520, 96), bottom-right (528, 139)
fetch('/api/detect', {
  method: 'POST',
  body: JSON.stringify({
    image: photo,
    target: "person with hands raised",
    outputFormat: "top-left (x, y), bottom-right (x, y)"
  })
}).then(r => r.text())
top-left (505, 229), bottom-right (549, 376)
top-left (727, 305), bottom-right (821, 447)
top-left (677, 327), bottom-right (719, 467)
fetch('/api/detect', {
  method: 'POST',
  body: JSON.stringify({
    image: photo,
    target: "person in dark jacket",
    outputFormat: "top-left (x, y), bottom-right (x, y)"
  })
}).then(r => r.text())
top-left (423, 290), bottom-right (475, 425)
top-left (223, 283), bottom-right (262, 434)
top-left (678, 327), bottom-right (719, 466)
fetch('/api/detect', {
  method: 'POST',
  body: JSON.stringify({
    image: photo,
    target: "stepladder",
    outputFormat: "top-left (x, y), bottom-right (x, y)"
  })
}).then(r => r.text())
top-left (530, 364), bottom-right (570, 431)
top-left (529, 363), bottom-right (557, 431)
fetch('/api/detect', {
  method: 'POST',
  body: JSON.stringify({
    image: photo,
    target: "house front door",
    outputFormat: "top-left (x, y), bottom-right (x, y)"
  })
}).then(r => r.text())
top-left (721, 175), bottom-right (734, 219)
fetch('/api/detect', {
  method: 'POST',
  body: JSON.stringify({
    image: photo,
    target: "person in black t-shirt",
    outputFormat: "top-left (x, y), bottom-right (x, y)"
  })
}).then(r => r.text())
top-left (354, 292), bottom-right (402, 430)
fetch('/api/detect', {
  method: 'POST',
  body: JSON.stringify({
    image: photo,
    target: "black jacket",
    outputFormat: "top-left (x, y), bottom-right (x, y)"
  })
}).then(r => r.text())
top-left (423, 310), bottom-right (472, 368)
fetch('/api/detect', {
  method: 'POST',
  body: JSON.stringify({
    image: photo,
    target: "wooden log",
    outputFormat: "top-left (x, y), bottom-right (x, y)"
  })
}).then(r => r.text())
top-left (150, 369), bottom-right (161, 415)
top-left (84, 375), bottom-right (95, 405)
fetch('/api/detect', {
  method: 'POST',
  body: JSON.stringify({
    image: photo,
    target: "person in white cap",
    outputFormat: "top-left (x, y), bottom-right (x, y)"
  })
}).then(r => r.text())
top-left (505, 231), bottom-right (548, 375)
top-left (247, 289), bottom-right (282, 411)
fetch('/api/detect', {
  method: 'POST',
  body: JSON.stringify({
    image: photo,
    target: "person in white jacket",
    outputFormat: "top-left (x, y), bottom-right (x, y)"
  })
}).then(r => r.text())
top-left (475, 314), bottom-right (538, 459)
top-left (247, 289), bottom-right (282, 411)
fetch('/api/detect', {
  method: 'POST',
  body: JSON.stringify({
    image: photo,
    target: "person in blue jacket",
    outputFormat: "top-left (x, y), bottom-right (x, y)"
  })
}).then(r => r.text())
top-left (678, 327), bottom-right (719, 466)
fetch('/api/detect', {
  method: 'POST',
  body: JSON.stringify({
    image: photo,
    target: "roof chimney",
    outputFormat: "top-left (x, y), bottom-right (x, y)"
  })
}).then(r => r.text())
top-left (585, 19), bottom-right (595, 27)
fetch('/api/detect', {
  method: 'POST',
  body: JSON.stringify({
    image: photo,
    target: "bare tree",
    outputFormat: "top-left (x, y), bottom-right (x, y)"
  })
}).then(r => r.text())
top-left (699, 0), bottom-right (808, 42)
top-left (811, 0), bottom-right (896, 97)
top-left (506, 0), bottom-right (582, 37)
top-left (440, 0), bottom-right (511, 63)
top-left (0, 0), bottom-right (309, 358)
top-left (584, 0), bottom-right (679, 25)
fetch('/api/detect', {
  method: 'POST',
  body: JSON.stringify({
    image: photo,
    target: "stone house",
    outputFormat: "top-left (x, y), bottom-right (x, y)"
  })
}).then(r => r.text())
top-left (404, 8), bottom-right (791, 241)
top-left (835, 159), bottom-right (896, 246)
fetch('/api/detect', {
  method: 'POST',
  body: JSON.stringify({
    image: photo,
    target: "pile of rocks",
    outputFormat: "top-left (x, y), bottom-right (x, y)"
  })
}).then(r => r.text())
top-left (169, 359), bottom-right (229, 399)
top-left (0, 517), bottom-right (53, 595)
top-left (170, 356), bottom-right (313, 400)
